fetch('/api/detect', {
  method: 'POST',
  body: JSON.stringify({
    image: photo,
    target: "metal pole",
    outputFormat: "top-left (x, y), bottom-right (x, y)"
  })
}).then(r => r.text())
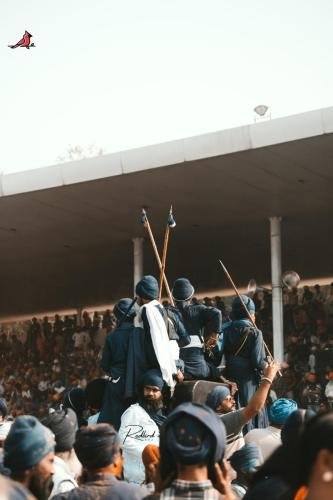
top-left (132, 237), bottom-right (144, 294)
top-left (270, 217), bottom-right (284, 362)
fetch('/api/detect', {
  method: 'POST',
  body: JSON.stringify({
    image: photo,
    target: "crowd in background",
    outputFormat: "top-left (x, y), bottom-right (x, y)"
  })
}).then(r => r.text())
top-left (0, 284), bottom-right (332, 419)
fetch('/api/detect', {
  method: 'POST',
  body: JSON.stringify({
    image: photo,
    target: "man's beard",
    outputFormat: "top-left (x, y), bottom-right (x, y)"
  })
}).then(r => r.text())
top-left (29, 473), bottom-right (53, 500)
top-left (140, 396), bottom-right (164, 414)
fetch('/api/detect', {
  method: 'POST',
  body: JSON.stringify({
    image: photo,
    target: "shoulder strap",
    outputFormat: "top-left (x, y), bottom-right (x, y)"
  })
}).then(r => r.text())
top-left (233, 327), bottom-right (252, 356)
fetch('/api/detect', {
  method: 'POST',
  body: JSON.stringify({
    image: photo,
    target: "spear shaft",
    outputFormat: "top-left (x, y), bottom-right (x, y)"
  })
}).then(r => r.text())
top-left (159, 225), bottom-right (170, 301)
top-left (142, 210), bottom-right (175, 306)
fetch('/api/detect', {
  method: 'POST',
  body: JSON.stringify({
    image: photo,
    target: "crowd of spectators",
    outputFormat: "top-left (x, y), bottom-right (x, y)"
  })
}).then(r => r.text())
top-left (0, 284), bottom-right (332, 499)
top-left (0, 284), bottom-right (332, 419)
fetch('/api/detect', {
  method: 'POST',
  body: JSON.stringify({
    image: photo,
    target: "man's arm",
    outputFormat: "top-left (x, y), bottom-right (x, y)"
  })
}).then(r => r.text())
top-left (242, 361), bottom-right (280, 424)
top-left (100, 335), bottom-right (112, 374)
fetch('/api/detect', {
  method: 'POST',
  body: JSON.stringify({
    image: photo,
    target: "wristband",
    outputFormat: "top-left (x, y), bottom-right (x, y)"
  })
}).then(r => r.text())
top-left (261, 377), bottom-right (273, 385)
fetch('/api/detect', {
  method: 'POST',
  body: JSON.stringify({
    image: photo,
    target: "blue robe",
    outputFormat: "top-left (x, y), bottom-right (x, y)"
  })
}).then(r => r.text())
top-left (98, 321), bottom-right (134, 430)
top-left (222, 319), bottom-right (268, 432)
top-left (176, 303), bottom-right (222, 380)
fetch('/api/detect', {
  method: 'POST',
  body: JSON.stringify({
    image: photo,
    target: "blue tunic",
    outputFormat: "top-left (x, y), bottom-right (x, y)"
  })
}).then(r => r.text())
top-left (222, 319), bottom-right (268, 432)
top-left (176, 302), bottom-right (222, 380)
top-left (98, 321), bottom-right (133, 430)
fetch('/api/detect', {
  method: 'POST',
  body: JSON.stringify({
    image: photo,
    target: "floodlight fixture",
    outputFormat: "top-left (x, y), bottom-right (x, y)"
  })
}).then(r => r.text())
top-left (254, 104), bottom-right (269, 117)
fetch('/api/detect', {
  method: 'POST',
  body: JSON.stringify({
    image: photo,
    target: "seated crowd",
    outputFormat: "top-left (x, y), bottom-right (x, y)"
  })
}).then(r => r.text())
top-left (0, 278), bottom-right (332, 499)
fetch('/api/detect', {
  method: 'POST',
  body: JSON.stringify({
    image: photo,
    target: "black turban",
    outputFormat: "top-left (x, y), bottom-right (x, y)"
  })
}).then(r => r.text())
top-left (63, 388), bottom-right (87, 413)
top-left (74, 424), bottom-right (120, 470)
top-left (42, 408), bottom-right (78, 452)
top-left (162, 403), bottom-right (226, 466)
top-left (135, 275), bottom-right (159, 300)
top-left (113, 298), bottom-right (136, 322)
top-left (85, 379), bottom-right (108, 410)
top-left (172, 278), bottom-right (195, 302)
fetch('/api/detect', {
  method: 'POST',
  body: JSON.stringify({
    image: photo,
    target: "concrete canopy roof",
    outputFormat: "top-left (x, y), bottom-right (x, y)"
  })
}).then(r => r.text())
top-left (1, 107), bottom-right (333, 317)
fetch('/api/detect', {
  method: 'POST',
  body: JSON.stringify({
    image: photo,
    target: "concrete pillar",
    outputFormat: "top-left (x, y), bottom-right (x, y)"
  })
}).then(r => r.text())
top-left (133, 237), bottom-right (144, 294)
top-left (269, 217), bottom-right (284, 362)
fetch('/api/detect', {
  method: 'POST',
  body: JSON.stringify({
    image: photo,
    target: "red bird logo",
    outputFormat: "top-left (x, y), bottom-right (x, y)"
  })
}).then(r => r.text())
top-left (8, 30), bottom-right (35, 49)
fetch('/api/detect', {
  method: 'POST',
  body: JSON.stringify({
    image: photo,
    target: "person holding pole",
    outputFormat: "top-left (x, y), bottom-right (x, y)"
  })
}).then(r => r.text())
top-left (221, 295), bottom-right (269, 433)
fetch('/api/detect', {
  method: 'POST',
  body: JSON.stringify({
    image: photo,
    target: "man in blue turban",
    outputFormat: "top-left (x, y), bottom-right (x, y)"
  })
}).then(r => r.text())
top-left (118, 369), bottom-right (165, 484)
top-left (229, 443), bottom-right (261, 497)
top-left (205, 361), bottom-right (280, 459)
top-left (155, 403), bottom-right (235, 498)
top-left (98, 298), bottom-right (137, 430)
top-left (219, 294), bottom-right (268, 432)
top-left (171, 277), bottom-right (231, 383)
top-left (244, 397), bottom-right (298, 463)
top-left (135, 276), bottom-right (183, 391)
top-left (4, 415), bottom-right (55, 499)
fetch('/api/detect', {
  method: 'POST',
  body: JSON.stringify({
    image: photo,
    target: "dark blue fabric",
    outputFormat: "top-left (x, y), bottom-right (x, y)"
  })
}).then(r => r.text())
top-left (223, 319), bottom-right (268, 432)
top-left (176, 302), bottom-right (222, 338)
top-left (232, 295), bottom-right (255, 320)
top-left (179, 347), bottom-right (220, 380)
top-left (172, 278), bottom-right (195, 301)
top-left (280, 409), bottom-right (315, 445)
top-left (229, 442), bottom-right (261, 473)
top-left (135, 275), bottom-right (159, 300)
top-left (99, 322), bottom-right (135, 429)
top-left (165, 306), bottom-right (191, 347)
top-left (206, 386), bottom-right (231, 410)
top-left (175, 302), bottom-right (222, 380)
top-left (142, 369), bottom-right (164, 390)
top-left (4, 416), bottom-right (55, 472)
top-left (125, 327), bottom-right (149, 400)
top-left (163, 403), bottom-right (226, 464)
top-left (113, 298), bottom-right (136, 321)
top-left (100, 323), bottom-right (133, 379)
top-left (98, 379), bottom-right (126, 431)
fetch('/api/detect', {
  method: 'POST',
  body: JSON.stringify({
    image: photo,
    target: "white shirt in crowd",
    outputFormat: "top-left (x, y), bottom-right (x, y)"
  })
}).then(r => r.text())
top-left (72, 331), bottom-right (90, 349)
top-left (49, 455), bottom-right (78, 498)
top-left (325, 380), bottom-right (333, 399)
top-left (244, 425), bottom-right (281, 464)
top-left (118, 403), bottom-right (160, 485)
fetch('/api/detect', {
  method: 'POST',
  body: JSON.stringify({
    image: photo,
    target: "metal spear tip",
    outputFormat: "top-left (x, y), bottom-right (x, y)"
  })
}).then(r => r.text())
top-left (167, 213), bottom-right (176, 228)
top-left (140, 207), bottom-right (148, 226)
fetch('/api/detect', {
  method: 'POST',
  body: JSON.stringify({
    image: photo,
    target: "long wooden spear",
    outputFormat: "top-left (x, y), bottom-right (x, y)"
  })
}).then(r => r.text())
top-left (219, 259), bottom-right (281, 375)
top-left (141, 208), bottom-right (175, 306)
top-left (159, 206), bottom-right (176, 302)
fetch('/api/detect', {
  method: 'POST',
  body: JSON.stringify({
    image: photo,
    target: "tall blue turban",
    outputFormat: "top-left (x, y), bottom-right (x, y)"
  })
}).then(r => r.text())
top-left (268, 398), bottom-right (298, 425)
top-left (232, 295), bottom-right (255, 320)
top-left (162, 402), bottom-right (226, 465)
top-left (229, 443), bottom-right (261, 473)
top-left (135, 275), bottom-right (159, 300)
top-left (4, 416), bottom-right (55, 472)
top-left (172, 278), bottom-right (195, 302)
top-left (206, 386), bottom-right (231, 411)
top-left (113, 298), bottom-right (136, 321)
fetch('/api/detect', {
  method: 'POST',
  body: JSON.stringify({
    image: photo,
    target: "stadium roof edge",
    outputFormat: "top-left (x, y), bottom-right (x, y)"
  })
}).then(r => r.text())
top-left (1, 106), bottom-right (333, 198)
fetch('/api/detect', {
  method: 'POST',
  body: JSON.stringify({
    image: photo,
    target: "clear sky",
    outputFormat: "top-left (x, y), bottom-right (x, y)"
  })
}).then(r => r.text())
top-left (1, 0), bottom-right (333, 173)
